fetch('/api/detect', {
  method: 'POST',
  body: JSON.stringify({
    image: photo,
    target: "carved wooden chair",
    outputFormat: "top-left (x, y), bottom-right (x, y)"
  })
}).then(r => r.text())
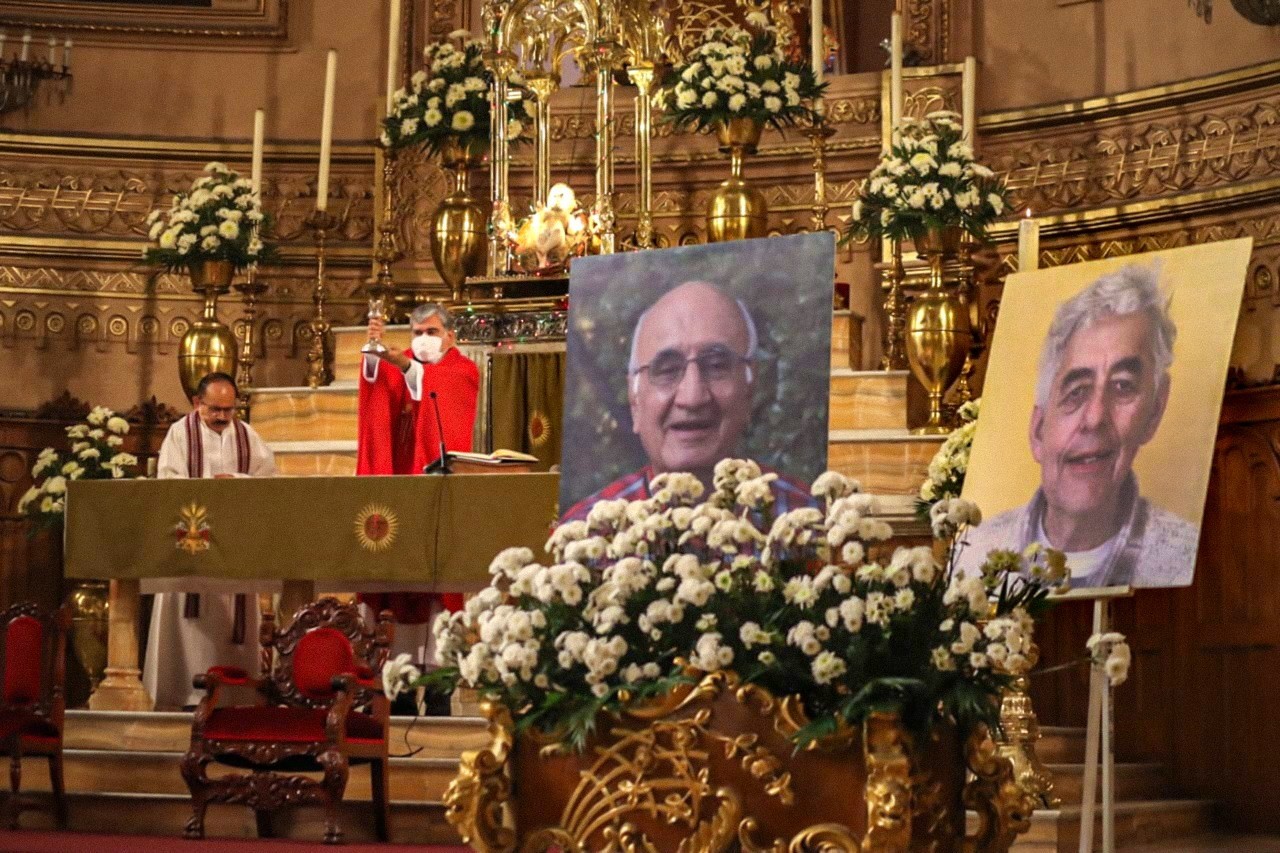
top-left (0, 602), bottom-right (70, 829)
top-left (181, 597), bottom-right (393, 844)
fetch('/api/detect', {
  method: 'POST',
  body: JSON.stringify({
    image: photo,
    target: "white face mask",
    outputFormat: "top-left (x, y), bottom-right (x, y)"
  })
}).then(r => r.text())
top-left (411, 334), bottom-right (444, 363)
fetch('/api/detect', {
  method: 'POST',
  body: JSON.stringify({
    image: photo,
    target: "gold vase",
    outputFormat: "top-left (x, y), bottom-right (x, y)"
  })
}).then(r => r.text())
top-left (178, 259), bottom-right (238, 399)
top-left (706, 117), bottom-right (768, 243)
top-left (430, 139), bottom-right (488, 304)
top-left (907, 227), bottom-right (971, 435)
top-left (67, 580), bottom-right (109, 691)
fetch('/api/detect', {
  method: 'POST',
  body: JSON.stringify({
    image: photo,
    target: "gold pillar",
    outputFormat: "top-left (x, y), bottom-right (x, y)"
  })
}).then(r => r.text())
top-left (805, 121), bottom-right (835, 233)
top-left (627, 62), bottom-right (655, 249)
top-left (591, 41), bottom-right (620, 255)
top-left (526, 73), bottom-right (558, 208)
top-left (486, 50), bottom-right (515, 276)
top-left (87, 579), bottom-right (153, 711)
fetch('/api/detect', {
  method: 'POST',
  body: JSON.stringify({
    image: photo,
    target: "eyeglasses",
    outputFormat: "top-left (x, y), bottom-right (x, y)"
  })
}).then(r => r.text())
top-left (632, 345), bottom-right (751, 390)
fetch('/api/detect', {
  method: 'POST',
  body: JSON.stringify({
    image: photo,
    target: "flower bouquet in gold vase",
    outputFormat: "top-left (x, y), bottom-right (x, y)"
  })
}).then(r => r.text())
top-left (401, 461), bottom-right (1065, 851)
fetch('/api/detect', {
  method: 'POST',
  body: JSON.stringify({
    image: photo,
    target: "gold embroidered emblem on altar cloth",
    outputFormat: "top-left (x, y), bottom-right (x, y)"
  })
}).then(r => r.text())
top-left (354, 503), bottom-right (399, 553)
top-left (174, 502), bottom-right (211, 555)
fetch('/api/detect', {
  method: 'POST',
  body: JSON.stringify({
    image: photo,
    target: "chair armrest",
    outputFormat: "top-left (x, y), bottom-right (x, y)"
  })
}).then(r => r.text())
top-left (330, 667), bottom-right (381, 694)
top-left (194, 665), bottom-right (255, 689)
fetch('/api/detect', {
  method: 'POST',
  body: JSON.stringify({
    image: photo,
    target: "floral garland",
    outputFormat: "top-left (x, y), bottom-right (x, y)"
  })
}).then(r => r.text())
top-left (414, 458), bottom-right (1066, 751)
top-left (19, 406), bottom-right (139, 531)
top-left (848, 112), bottom-right (1008, 243)
top-left (144, 162), bottom-right (269, 273)
top-left (381, 32), bottom-right (532, 156)
top-left (656, 18), bottom-right (825, 133)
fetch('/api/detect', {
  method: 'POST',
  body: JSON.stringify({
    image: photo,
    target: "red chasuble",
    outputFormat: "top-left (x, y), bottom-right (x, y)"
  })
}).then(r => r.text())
top-left (356, 348), bottom-right (418, 477)
top-left (356, 346), bottom-right (478, 621)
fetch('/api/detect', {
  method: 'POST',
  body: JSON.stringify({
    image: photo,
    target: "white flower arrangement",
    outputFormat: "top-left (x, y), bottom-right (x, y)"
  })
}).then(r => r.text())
top-left (917, 398), bottom-right (980, 519)
top-left (505, 183), bottom-right (592, 274)
top-left (656, 20), bottom-right (824, 133)
top-left (143, 163), bottom-right (269, 272)
top-left (381, 34), bottom-right (531, 157)
top-left (19, 406), bottom-right (140, 531)
top-left (412, 459), bottom-right (1065, 751)
top-left (848, 112), bottom-right (1009, 242)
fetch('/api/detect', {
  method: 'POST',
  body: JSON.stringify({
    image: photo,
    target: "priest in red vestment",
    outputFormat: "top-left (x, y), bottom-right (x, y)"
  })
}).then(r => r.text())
top-left (356, 303), bottom-right (477, 652)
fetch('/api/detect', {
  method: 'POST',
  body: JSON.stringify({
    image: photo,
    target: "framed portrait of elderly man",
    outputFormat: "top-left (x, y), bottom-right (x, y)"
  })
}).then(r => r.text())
top-left (559, 233), bottom-right (835, 520)
top-left (958, 239), bottom-right (1252, 590)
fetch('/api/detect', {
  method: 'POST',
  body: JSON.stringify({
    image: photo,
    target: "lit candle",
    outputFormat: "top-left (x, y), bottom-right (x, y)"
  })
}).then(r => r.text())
top-left (962, 56), bottom-right (976, 142)
top-left (46, 35), bottom-right (56, 65)
top-left (63, 37), bottom-right (71, 69)
top-left (890, 13), bottom-right (903, 128)
top-left (316, 49), bottom-right (337, 212)
top-left (251, 108), bottom-right (265, 197)
top-left (20, 31), bottom-right (29, 63)
top-left (1018, 210), bottom-right (1040, 272)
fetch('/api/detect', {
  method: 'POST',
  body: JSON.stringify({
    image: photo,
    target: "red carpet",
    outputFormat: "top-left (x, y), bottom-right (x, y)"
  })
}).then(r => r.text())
top-left (0, 831), bottom-right (470, 852)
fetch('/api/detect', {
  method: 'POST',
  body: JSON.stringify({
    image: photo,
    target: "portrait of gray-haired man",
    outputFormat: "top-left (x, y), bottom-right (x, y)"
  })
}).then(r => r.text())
top-left (959, 263), bottom-right (1199, 588)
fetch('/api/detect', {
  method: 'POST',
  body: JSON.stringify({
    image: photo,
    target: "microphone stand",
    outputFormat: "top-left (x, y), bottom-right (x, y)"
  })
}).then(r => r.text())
top-left (424, 390), bottom-right (452, 474)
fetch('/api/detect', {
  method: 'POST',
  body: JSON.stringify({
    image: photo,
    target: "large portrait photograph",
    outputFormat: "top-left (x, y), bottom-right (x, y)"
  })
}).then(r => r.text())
top-left (559, 233), bottom-right (835, 520)
top-left (959, 239), bottom-right (1252, 590)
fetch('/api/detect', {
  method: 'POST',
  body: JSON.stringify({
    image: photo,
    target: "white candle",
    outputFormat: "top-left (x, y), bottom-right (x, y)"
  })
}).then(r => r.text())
top-left (962, 56), bottom-right (976, 142)
top-left (385, 0), bottom-right (402, 115)
top-left (63, 37), bottom-right (71, 68)
top-left (810, 0), bottom-right (824, 115)
top-left (251, 108), bottom-right (265, 196)
top-left (316, 49), bottom-right (337, 212)
top-left (46, 36), bottom-right (56, 65)
top-left (0, 33), bottom-right (7, 59)
top-left (890, 13), bottom-right (903, 128)
top-left (20, 31), bottom-right (29, 63)
top-left (1018, 211), bottom-right (1040, 272)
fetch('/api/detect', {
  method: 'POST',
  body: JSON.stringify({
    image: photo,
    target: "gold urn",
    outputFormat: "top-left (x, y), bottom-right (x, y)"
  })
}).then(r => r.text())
top-left (67, 579), bottom-right (109, 691)
top-left (706, 117), bottom-right (768, 242)
top-left (178, 259), bottom-right (238, 399)
top-left (907, 227), bottom-right (972, 435)
top-left (430, 139), bottom-right (488, 304)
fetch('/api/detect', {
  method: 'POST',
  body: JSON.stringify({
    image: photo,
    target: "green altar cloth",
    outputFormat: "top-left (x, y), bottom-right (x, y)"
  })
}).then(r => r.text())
top-left (64, 473), bottom-right (559, 586)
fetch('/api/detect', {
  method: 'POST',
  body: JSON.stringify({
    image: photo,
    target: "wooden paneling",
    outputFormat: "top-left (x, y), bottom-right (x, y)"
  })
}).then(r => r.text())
top-left (1031, 384), bottom-right (1280, 833)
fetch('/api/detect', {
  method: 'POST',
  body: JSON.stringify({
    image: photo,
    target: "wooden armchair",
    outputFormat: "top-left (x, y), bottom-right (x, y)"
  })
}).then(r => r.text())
top-left (0, 602), bottom-right (71, 829)
top-left (180, 597), bottom-right (393, 844)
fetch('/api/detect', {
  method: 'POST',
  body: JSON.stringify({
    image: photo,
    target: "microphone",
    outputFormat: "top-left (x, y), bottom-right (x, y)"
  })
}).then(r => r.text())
top-left (424, 390), bottom-right (451, 475)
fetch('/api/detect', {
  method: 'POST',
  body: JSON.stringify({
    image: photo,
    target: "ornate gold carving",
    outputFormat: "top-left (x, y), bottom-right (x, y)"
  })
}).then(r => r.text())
top-left (0, 0), bottom-right (289, 41)
top-left (444, 700), bottom-right (517, 853)
top-left (740, 820), bottom-right (860, 853)
top-left (992, 100), bottom-right (1280, 212)
top-left (861, 712), bottom-right (912, 853)
top-left (904, 0), bottom-right (949, 65)
top-left (962, 725), bottom-right (1035, 853)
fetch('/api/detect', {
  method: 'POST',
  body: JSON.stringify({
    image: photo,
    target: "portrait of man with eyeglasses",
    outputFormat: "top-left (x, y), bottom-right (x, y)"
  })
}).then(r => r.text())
top-left (559, 234), bottom-right (834, 522)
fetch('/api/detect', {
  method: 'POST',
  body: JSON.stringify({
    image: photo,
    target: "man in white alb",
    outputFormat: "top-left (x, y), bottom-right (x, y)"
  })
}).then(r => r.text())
top-left (143, 371), bottom-right (277, 709)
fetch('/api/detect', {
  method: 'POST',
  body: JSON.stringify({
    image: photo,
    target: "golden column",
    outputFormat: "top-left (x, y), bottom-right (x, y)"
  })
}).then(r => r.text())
top-left (486, 48), bottom-right (516, 276)
top-left (627, 62), bottom-right (656, 249)
top-left (588, 39), bottom-right (621, 255)
top-left (526, 71), bottom-right (558, 208)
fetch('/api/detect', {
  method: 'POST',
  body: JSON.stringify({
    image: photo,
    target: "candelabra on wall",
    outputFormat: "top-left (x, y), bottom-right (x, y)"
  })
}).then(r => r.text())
top-left (0, 30), bottom-right (72, 115)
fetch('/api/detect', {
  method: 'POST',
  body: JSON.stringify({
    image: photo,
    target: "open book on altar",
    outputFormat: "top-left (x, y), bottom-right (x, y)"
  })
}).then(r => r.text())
top-left (448, 449), bottom-right (540, 466)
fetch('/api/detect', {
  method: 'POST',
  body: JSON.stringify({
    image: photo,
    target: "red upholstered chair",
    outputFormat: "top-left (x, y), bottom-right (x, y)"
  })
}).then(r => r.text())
top-left (181, 597), bottom-right (393, 844)
top-left (0, 602), bottom-right (71, 829)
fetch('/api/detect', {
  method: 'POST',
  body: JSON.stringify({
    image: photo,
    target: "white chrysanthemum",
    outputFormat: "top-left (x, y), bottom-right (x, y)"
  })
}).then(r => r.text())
top-left (452, 111), bottom-right (475, 131)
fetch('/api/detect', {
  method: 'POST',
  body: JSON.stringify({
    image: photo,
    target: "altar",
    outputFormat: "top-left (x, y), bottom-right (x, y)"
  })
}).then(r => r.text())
top-left (63, 473), bottom-right (559, 711)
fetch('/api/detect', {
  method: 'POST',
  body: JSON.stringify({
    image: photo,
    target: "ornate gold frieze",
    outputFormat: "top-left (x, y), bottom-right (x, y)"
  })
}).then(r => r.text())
top-left (0, 0), bottom-right (288, 42)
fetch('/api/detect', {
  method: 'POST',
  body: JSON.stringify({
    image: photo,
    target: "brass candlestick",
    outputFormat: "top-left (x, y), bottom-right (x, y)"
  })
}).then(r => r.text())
top-left (233, 265), bottom-right (268, 419)
top-left (881, 241), bottom-right (909, 370)
top-left (365, 149), bottom-right (396, 352)
top-left (305, 209), bottom-right (339, 389)
top-left (805, 117), bottom-right (836, 233)
top-left (995, 641), bottom-right (1060, 808)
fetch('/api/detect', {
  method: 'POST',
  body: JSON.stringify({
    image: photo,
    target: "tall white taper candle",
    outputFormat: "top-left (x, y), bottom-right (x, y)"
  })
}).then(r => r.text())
top-left (251, 109), bottom-right (265, 196)
top-left (385, 0), bottom-right (402, 115)
top-left (316, 49), bottom-right (337, 212)
top-left (20, 31), bottom-right (29, 63)
top-left (811, 0), bottom-right (824, 114)
top-left (890, 13), bottom-right (903, 128)
top-left (46, 36), bottom-right (56, 65)
top-left (63, 37), bottom-right (71, 68)
top-left (1018, 211), bottom-right (1040, 272)
top-left (962, 56), bottom-right (976, 142)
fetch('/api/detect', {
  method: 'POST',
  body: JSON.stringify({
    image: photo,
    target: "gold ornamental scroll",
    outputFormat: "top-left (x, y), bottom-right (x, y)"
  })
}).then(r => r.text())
top-left (63, 474), bottom-right (558, 588)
